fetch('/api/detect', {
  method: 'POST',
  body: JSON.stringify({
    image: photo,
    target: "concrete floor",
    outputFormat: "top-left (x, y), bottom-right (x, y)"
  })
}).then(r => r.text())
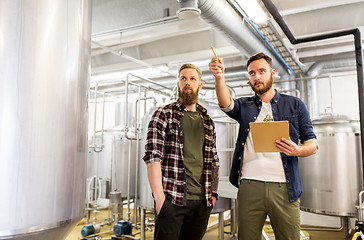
top-left (65, 208), bottom-right (355, 240)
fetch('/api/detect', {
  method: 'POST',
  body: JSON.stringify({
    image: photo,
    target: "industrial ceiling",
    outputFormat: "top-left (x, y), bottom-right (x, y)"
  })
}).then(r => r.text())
top-left (90, 0), bottom-right (364, 90)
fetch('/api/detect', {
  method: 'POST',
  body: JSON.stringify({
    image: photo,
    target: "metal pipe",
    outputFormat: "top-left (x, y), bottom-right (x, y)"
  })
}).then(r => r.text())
top-left (280, 89), bottom-right (300, 98)
top-left (133, 86), bottom-right (142, 226)
top-left (358, 191), bottom-right (364, 222)
top-left (92, 40), bottom-right (174, 77)
top-left (93, 153), bottom-right (101, 219)
top-left (218, 212), bottom-right (224, 240)
top-left (262, 0), bottom-right (364, 172)
top-left (91, 80), bottom-right (171, 98)
top-left (125, 75), bottom-right (130, 134)
top-left (197, 0), bottom-right (292, 79)
top-left (124, 75), bottom-right (135, 222)
top-left (126, 140), bottom-right (132, 222)
top-left (92, 79), bottom-right (133, 221)
top-left (93, 79), bottom-right (125, 152)
top-left (127, 73), bottom-right (172, 91)
top-left (203, 83), bottom-right (237, 99)
top-left (101, 92), bottom-right (107, 143)
top-left (134, 96), bottom-right (157, 227)
top-left (90, 75), bottom-right (171, 96)
top-left (305, 58), bottom-right (356, 118)
top-left (226, 0), bottom-right (298, 78)
top-left (141, 208), bottom-right (146, 240)
top-left (92, 16), bottom-right (179, 38)
top-left (125, 73), bottom-right (173, 139)
top-left (123, 81), bottom-right (140, 220)
top-left (93, 82), bottom-right (101, 152)
top-left (144, 90), bottom-right (148, 114)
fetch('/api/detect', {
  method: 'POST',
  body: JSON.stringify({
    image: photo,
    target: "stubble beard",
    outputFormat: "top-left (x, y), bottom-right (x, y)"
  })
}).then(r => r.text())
top-left (250, 73), bottom-right (273, 94)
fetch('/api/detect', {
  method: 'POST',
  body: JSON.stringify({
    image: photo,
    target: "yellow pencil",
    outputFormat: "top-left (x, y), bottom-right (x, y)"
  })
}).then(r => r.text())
top-left (211, 46), bottom-right (222, 63)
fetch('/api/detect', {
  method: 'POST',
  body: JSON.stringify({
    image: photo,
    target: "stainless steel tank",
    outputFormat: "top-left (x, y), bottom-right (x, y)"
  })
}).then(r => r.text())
top-left (299, 115), bottom-right (363, 216)
top-left (87, 132), bottom-right (137, 200)
top-left (0, 1), bottom-right (91, 239)
top-left (87, 100), bottom-right (137, 201)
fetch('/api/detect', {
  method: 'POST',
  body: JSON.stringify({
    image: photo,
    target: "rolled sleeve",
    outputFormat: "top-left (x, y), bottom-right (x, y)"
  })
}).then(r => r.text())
top-left (143, 108), bottom-right (166, 164)
top-left (220, 96), bottom-right (235, 112)
top-left (303, 138), bottom-right (318, 149)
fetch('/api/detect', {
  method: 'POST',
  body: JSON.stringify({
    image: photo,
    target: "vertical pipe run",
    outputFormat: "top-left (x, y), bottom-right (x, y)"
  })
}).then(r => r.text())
top-left (218, 212), bottom-right (224, 240)
top-left (141, 209), bottom-right (146, 240)
top-left (262, 0), bottom-right (364, 188)
top-left (134, 86), bottom-right (142, 226)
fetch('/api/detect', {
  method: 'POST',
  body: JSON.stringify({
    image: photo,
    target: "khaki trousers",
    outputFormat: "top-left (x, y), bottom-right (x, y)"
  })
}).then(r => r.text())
top-left (237, 179), bottom-right (300, 240)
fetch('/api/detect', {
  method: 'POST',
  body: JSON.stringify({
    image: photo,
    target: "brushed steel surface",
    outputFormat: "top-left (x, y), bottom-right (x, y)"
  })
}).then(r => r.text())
top-left (299, 116), bottom-right (363, 216)
top-left (0, 0), bottom-right (91, 239)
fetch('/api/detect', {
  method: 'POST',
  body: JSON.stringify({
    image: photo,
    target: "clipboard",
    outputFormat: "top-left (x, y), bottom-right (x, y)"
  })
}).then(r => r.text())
top-left (249, 121), bottom-right (289, 152)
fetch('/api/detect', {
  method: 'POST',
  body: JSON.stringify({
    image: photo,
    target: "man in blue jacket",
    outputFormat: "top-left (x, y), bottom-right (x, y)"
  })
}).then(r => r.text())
top-left (209, 52), bottom-right (317, 240)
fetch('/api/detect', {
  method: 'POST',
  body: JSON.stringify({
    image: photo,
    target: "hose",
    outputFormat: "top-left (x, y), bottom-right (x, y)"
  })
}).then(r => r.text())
top-left (88, 175), bottom-right (102, 202)
top-left (352, 231), bottom-right (364, 240)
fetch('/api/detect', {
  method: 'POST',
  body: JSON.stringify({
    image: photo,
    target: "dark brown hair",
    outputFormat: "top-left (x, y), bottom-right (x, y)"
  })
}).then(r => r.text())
top-left (247, 52), bottom-right (273, 68)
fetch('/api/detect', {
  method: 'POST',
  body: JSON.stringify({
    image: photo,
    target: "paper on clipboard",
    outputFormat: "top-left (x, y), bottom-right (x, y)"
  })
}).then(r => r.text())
top-left (249, 121), bottom-right (289, 152)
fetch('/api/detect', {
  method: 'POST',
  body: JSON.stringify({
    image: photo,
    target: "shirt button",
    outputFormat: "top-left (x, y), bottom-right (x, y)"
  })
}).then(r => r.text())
top-left (253, 117), bottom-right (256, 119)
top-left (287, 180), bottom-right (290, 183)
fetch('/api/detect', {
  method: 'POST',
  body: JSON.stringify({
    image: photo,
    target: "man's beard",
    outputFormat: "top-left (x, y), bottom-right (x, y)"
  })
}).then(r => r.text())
top-left (250, 73), bottom-right (273, 94)
top-left (178, 87), bottom-right (199, 106)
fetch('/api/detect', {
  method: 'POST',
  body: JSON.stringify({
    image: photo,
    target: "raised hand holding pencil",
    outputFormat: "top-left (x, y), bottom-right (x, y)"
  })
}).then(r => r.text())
top-left (211, 46), bottom-right (222, 64)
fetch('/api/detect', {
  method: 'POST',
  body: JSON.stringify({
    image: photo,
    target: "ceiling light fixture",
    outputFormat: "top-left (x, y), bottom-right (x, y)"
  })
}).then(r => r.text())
top-left (234, 0), bottom-right (268, 24)
top-left (176, 0), bottom-right (201, 20)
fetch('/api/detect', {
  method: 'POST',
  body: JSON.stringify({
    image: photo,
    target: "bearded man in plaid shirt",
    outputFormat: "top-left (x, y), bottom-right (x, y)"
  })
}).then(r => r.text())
top-left (143, 63), bottom-right (220, 240)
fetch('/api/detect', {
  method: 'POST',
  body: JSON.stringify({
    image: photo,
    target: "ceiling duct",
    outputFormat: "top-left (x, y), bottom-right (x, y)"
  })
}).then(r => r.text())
top-left (306, 58), bottom-right (356, 77)
top-left (305, 57), bottom-right (356, 120)
top-left (197, 0), bottom-right (291, 80)
top-left (176, 0), bottom-right (201, 20)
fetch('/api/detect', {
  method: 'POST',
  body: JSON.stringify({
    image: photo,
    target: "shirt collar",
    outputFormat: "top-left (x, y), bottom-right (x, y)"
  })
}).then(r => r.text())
top-left (253, 89), bottom-right (280, 104)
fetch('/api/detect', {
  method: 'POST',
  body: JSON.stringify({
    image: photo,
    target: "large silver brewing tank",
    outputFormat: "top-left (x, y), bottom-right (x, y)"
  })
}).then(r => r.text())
top-left (138, 100), bottom-right (237, 211)
top-left (87, 133), bottom-right (137, 199)
top-left (0, 1), bottom-right (91, 240)
top-left (299, 115), bottom-right (363, 216)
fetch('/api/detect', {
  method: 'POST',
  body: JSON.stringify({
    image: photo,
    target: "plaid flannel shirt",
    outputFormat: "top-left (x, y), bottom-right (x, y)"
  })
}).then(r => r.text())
top-left (143, 100), bottom-right (219, 207)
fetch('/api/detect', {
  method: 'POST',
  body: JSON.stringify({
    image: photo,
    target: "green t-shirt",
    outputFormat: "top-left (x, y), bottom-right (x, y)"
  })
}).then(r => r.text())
top-left (182, 111), bottom-right (205, 200)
